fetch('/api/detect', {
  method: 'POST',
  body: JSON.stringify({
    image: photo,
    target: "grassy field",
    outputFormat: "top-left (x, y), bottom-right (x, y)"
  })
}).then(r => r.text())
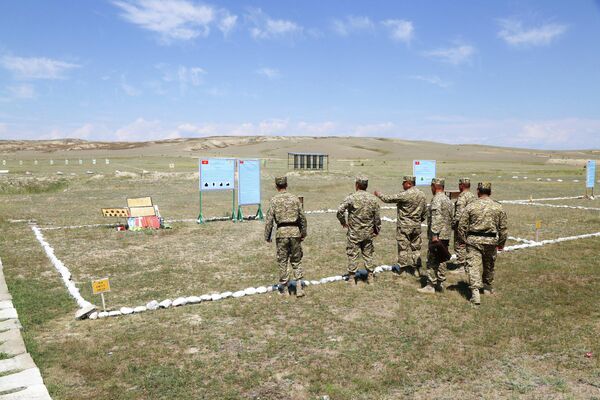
top-left (1, 137), bottom-right (599, 399)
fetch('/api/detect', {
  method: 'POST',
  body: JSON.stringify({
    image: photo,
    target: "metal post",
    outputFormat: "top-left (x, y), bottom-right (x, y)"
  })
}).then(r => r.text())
top-left (101, 293), bottom-right (106, 312)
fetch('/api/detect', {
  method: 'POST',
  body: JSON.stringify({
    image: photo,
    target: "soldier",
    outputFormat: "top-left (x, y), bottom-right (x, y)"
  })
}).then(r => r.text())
top-left (457, 182), bottom-right (508, 305)
top-left (418, 178), bottom-right (454, 294)
top-left (337, 176), bottom-right (381, 285)
top-left (264, 176), bottom-right (308, 297)
top-left (374, 176), bottom-right (427, 276)
top-left (450, 178), bottom-right (477, 274)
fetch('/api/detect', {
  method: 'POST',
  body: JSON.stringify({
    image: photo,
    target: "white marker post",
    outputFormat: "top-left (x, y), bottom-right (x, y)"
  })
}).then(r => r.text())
top-left (92, 159), bottom-right (96, 165)
top-left (105, 159), bottom-right (110, 165)
top-left (79, 159), bottom-right (83, 165)
top-left (34, 160), bottom-right (38, 165)
top-left (65, 159), bottom-right (69, 165)
top-left (92, 278), bottom-right (111, 312)
top-left (50, 160), bottom-right (54, 165)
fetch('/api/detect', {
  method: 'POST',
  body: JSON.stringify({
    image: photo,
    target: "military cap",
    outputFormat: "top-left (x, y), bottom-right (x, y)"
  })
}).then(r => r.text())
top-left (431, 177), bottom-right (445, 186)
top-left (403, 175), bottom-right (416, 183)
top-left (478, 182), bottom-right (492, 190)
top-left (275, 176), bottom-right (287, 186)
top-left (459, 177), bottom-right (471, 184)
top-left (355, 175), bottom-right (369, 186)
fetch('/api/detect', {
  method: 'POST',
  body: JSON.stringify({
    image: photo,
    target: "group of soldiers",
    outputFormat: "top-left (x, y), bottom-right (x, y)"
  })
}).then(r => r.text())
top-left (264, 174), bottom-right (508, 305)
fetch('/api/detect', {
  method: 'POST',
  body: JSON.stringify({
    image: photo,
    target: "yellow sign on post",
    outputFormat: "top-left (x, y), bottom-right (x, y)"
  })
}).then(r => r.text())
top-left (535, 220), bottom-right (542, 242)
top-left (535, 220), bottom-right (542, 230)
top-left (92, 278), bottom-right (110, 294)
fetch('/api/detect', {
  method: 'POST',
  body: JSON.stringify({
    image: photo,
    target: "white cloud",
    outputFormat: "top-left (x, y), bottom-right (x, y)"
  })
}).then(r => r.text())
top-left (112, 0), bottom-right (236, 41)
top-left (116, 118), bottom-right (180, 141)
top-left (158, 64), bottom-right (206, 93)
top-left (0, 123), bottom-right (7, 137)
top-left (423, 42), bottom-right (475, 65)
top-left (247, 8), bottom-right (302, 40)
top-left (8, 84), bottom-right (37, 99)
top-left (256, 67), bottom-right (281, 80)
top-left (332, 16), bottom-right (374, 36)
top-left (120, 75), bottom-right (141, 96)
top-left (409, 75), bottom-right (452, 88)
top-left (497, 18), bottom-right (567, 46)
top-left (381, 19), bottom-right (414, 43)
top-left (0, 55), bottom-right (80, 80)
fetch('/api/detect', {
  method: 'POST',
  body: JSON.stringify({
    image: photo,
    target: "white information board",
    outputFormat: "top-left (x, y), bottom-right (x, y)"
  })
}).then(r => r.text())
top-left (199, 158), bottom-right (235, 191)
top-left (587, 160), bottom-right (596, 188)
top-left (238, 159), bottom-right (261, 205)
top-left (413, 160), bottom-right (437, 186)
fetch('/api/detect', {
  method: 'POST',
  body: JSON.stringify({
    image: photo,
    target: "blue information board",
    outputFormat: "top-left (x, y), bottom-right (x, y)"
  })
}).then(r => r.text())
top-left (199, 158), bottom-right (235, 191)
top-left (237, 159), bottom-right (261, 205)
top-left (413, 160), bottom-right (437, 186)
top-left (587, 160), bottom-right (596, 188)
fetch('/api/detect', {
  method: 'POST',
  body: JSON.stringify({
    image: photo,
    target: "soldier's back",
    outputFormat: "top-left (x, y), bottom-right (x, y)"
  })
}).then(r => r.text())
top-left (398, 187), bottom-right (426, 226)
top-left (270, 192), bottom-right (302, 237)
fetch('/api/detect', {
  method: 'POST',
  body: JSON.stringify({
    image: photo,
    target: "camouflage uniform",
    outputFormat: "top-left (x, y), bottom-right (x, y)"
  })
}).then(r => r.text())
top-left (457, 185), bottom-right (508, 298)
top-left (337, 180), bottom-right (381, 274)
top-left (375, 177), bottom-right (427, 269)
top-left (452, 182), bottom-right (476, 269)
top-left (426, 180), bottom-right (454, 288)
top-left (264, 178), bottom-right (307, 285)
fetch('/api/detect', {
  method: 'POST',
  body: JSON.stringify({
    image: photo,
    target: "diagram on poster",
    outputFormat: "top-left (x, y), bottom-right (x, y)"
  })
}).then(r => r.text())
top-left (199, 158), bottom-right (235, 191)
top-left (238, 159), bottom-right (261, 205)
top-left (413, 160), bottom-right (436, 185)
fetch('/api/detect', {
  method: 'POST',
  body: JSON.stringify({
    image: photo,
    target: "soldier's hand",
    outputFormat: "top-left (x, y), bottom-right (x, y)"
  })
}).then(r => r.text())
top-left (342, 223), bottom-right (348, 229)
top-left (374, 190), bottom-right (381, 197)
top-left (266, 238), bottom-right (272, 243)
top-left (496, 245), bottom-right (503, 251)
top-left (431, 235), bottom-right (440, 243)
top-left (300, 236), bottom-right (306, 242)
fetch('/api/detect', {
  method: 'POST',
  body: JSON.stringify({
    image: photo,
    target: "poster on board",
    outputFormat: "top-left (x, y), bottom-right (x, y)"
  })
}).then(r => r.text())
top-left (238, 159), bottom-right (261, 205)
top-left (586, 160), bottom-right (596, 188)
top-left (413, 160), bottom-right (436, 186)
top-left (199, 158), bottom-right (235, 191)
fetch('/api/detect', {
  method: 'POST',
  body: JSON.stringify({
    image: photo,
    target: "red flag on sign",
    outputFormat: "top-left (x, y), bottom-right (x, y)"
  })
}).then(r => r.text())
top-left (415, 161), bottom-right (420, 165)
top-left (201, 160), bottom-right (208, 164)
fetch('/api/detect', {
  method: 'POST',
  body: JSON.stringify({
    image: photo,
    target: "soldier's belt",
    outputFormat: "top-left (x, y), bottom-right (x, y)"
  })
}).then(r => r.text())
top-left (467, 231), bottom-right (497, 238)
top-left (277, 222), bottom-right (299, 228)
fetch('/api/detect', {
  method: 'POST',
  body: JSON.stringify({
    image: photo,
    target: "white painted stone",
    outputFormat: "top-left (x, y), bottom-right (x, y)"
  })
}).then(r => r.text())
top-left (98, 311), bottom-right (108, 318)
top-left (199, 294), bottom-right (212, 301)
top-left (120, 307), bottom-right (134, 315)
top-left (0, 353), bottom-right (35, 374)
top-left (255, 286), bottom-right (268, 293)
top-left (0, 384), bottom-right (52, 399)
top-left (108, 310), bottom-right (122, 317)
top-left (75, 304), bottom-right (96, 320)
top-left (0, 368), bottom-right (45, 394)
top-left (89, 312), bottom-right (98, 320)
top-left (186, 296), bottom-right (201, 304)
top-left (220, 291), bottom-right (233, 298)
top-left (374, 266), bottom-right (384, 273)
top-left (319, 278), bottom-right (328, 284)
top-left (0, 308), bottom-right (18, 319)
top-left (133, 306), bottom-right (147, 313)
top-left (266, 286), bottom-right (274, 292)
top-left (310, 280), bottom-right (320, 285)
top-left (557, 179), bottom-right (563, 182)
top-left (210, 293), bottom-right (222, 301)
top-left (244, 287), bottom-right (257, 295)
top-left (537, 178), bottom-right (542, 181)
top-left (232, 291), bottom-right (245, 298)
top-left (158, 299), bottom-right (172, 309)
top-left (331, 276), bottom-right (343, 281)
top-left (574, 179), bottom-right (580, 182)
top-left (146, 300), bottom-right (159, 310)
top-left (172, 297), bottom-right (187, 307)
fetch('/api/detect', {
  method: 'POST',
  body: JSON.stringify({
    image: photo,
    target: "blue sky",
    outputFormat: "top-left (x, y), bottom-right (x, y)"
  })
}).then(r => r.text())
top-left (1, 0), bottom-right (599, 149)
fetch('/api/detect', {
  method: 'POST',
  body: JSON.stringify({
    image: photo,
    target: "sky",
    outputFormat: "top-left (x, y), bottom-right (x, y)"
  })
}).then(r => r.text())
top-left (1, 0), bottom-right (600, 149)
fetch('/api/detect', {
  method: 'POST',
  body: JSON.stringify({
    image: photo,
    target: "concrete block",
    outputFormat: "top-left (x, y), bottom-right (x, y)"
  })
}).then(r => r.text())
top-left (0, 354), bottom-right (36, 374)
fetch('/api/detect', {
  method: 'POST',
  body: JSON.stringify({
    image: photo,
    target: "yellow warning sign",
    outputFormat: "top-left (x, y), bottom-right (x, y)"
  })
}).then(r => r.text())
top-left (92, 278), bottom-right (110, 294)
top-left (535, 220), bottom-right (542, 230)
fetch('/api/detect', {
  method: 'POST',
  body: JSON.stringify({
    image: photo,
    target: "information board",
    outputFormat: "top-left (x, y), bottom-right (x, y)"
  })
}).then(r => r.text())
top-left (92, 278), bottom-right (110, 294)
top-left (199, 158), bottom-right (235, 191)
top-left (413, 160), bottom-right (437, 186)
top-left (586, 160), bottom-right (596, 188)
top-left (238, 159), bottom-right (261, 205)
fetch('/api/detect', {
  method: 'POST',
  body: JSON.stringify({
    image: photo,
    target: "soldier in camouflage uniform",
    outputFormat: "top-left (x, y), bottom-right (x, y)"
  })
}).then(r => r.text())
top-left (374, 175), bottom-right (427, 276)
top-left (457, 182), bottom-right (508, 305)
top-left (265, 176), bottom-right (308, 297)
top-left (450, 178), bottom-right (477, 274)
top-left (418, 178), bottom-right (454, 294)
top-left (337, 176), bottom-right (381, 285)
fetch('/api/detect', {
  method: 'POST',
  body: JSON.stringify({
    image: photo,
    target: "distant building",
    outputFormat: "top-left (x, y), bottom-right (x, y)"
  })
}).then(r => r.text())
top-left (288, 152), bottom-right (329, 171)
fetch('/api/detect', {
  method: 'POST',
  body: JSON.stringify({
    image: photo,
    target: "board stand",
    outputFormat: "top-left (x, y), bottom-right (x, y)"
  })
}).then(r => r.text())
top-left (235, 204), bottom-right (263, 222)
top-left (197, 190), bottom-right (237, 224)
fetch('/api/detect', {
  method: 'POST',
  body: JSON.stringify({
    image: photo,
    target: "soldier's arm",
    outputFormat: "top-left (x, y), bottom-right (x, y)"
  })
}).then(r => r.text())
top-left (298, 201), bottom-right (308, 239)
top-left (373, 203), bottom-right (381, 235)
top-left (336, 196), bottom-right (351, 226)
top-left (420, 198), bottom-right (428, 222)
top-left (430, 198), bottom-right (442, 239)
top-left (457, 206), bottom-right (470, 243)
top-left (497, 209), bottom-right (508, 248)
top-left (264, 202), bottom-right (275, 242)
top-left (375, 191), bottom-right (404, 204)
top-left (452, 197), bottom-right (464, 228)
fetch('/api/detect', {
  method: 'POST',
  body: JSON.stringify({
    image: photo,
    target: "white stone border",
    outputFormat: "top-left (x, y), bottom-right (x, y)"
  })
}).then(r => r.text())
top-left (29, 220), bottom-right (600, 320)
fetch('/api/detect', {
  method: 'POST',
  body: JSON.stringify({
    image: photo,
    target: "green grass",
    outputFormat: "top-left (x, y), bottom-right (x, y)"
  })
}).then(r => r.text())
top-left (1, 153), bottom-right (600, 399)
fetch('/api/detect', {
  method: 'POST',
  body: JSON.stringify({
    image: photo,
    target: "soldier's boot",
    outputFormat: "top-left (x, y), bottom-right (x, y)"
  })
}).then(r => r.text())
top-left (417, 284), bottom-right (435, 294)
top-left (470, 288), bottom-right (481, 305)
top-left (482, 285), bottom-right (495, 295)
top-left (277, 282), bottom-right (289, 296)
top-left (367, 271), bottom-right (375, 284)
top-left (296, 281), bottom-right (305, 298)
top-left (347, 273), bottom-right (356, 286)
top-left (435, 282), bottom-right (445, 292)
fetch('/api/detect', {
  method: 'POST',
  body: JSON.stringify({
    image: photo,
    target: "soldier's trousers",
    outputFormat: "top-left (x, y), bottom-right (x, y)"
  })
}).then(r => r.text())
top-left (465, 243), bottom-right (497, 290)
top-left (346, 238), bottom-right (375, 273)
top-left (454, 232), bottom-right (466, 267)
top-left (276, 237), bottom-right (303, 283)
top-left (397, 227), bottom-right (422, 267)
top-left (425, 239), bottom-right (449, 286)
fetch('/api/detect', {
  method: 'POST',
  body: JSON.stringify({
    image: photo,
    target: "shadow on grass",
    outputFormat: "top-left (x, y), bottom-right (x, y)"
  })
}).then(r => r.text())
top-left (447, 281), bottom-right (471, 300)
